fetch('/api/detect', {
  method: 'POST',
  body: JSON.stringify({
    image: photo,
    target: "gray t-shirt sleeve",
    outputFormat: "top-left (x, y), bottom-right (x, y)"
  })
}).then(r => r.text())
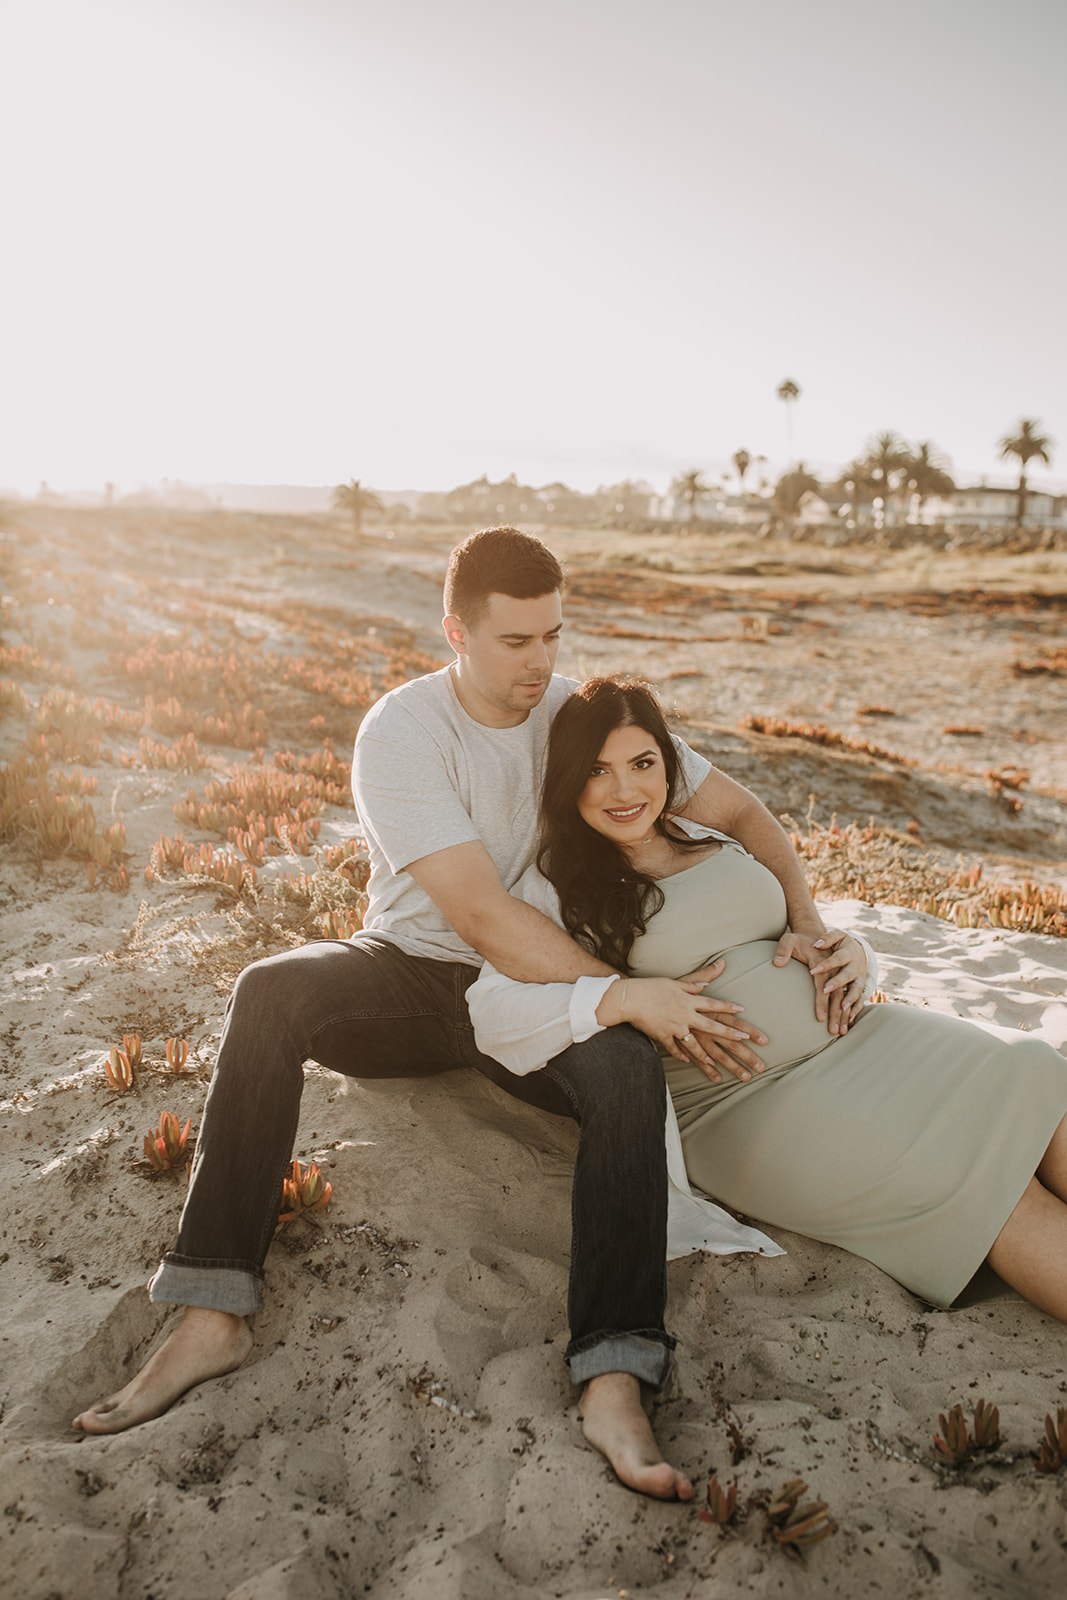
top-left (673, 735), bottom-right (712, 799)
top-left (353, 718), bottom-right (480, 875)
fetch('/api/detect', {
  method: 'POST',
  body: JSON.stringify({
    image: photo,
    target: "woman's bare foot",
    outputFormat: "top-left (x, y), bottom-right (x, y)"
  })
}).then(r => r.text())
top-left (579, 1371), bottom-right (694, 1500)
top-left (72, 1307), bottom-right (252, 1435)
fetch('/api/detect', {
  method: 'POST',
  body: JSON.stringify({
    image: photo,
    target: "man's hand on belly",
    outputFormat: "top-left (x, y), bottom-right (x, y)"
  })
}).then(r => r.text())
top-left (773, 929), bottom-right (868, 1035)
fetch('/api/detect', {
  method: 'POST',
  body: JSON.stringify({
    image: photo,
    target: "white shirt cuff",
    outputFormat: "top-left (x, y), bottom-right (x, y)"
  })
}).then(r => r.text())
top-left (569, 975), bottom-right (620, 1040)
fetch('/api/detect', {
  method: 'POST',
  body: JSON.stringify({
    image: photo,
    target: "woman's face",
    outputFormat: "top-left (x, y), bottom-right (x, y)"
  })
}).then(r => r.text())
top-left (576, 722), bottom-right (669, 845)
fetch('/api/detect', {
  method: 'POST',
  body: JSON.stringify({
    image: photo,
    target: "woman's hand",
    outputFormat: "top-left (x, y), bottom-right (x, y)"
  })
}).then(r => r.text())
top-left (597, 965), bottom-right (768, 1085)
top-left (773, 928), bottom-right (868, 1035)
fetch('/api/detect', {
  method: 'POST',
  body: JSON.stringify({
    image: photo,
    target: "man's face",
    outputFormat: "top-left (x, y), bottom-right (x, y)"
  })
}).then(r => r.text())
top-left (445, 590), bottom-right (563, 727)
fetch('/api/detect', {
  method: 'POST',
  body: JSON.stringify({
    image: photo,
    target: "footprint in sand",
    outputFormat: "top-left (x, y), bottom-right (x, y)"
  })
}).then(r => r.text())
top-left (5, 1286), bottom-right (175, 1438)
top-left (435, 1244), bottom-right (565, 1374)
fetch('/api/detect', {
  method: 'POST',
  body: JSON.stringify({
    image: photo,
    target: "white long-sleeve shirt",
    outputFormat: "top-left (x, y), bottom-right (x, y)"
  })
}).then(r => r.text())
top-left (467, 829), bottom-right (879, 1262)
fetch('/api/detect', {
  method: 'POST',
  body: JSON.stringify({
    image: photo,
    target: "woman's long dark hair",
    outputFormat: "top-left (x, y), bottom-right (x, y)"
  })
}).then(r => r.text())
top-left (537, 676), bottom-right (706, 972)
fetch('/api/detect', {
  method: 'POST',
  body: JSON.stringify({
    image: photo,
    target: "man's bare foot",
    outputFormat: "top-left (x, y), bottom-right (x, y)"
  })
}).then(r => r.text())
top-left (579, 1371), bottom-right (693, 1500)
top-left (72, 1307), bottom-right (252, 1435)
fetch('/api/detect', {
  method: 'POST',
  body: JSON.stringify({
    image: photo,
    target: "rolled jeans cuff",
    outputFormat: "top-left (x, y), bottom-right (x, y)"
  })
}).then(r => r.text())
top-left (149, 1260), bottom-right (263, 1316)
top-left (567, 1332), bottom-right (674, 1391)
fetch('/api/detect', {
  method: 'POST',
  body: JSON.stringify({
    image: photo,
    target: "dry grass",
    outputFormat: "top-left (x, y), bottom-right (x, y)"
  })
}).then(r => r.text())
top-left (738, 714), bottom-right (916, 767)
top-left (791, 813), bottom-right (1067, 936)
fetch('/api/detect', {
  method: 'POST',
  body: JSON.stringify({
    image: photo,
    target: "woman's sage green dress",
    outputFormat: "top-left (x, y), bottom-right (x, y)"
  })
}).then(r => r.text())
top-left (631, 843), bottom-right (1067, 1307)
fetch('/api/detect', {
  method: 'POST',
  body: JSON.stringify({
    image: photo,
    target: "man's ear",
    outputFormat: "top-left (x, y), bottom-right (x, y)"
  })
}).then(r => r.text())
top-left (442, 614), bottom-right (467, 655)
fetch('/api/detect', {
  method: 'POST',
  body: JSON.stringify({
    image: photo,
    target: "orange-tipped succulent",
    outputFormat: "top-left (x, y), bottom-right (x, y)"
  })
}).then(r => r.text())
top-left (321, 909), bottom-right (363, 940)
top-left (123, 1033), bottom-right (143, 1069)
top-left (165, 1037), bottom-right (189, 1072)
top-left (143, 1110), bottom-right (193, 1173)
top-left (278, 1158), bottom-right (332, 1224)
top-left (934, 1403), bottom-right (970, 1464)
top-left (764, 1479), bottom-right (835, 1558)
top-left (1035, 1407), bottom-right (1067, 1474)
top-left (104, 1046), bottom-right (134, 1092)
top-left (972, 1398), bottom-right (1000, 1452)
top-left (699, 1472), bottom-right (739, 1528)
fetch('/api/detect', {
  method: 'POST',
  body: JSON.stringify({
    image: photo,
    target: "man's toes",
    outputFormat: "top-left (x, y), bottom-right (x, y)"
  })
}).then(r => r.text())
top-left (74, 1396), bottom-right (134, 1433)
top-left (631, 1460), bottom-right (690, 1500)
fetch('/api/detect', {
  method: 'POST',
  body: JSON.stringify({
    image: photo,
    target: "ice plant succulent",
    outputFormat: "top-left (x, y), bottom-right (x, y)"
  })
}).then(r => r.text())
top-left (165, 1037), bottom-right (190, 1072)
top-left (104, 1046), bottom-right (134, 1092)
top-left (788, 814), bottom-right (1067, 939)
top-left (321, 908), bottom-right (363, 940)
top-left (738, 712), bottom-right (914, 767)
top-left (143, 1110), bottom-right (193, 1173)
top-left (123, 1033), bottom-right (143, 1069)
top-left (972, 1398), bottom-right (1001, 1452)
top-left (699, 1473), bottom-right (739, 1528)
top-left (1034, 1407), bottom-right (1067, 1474)
top-left (933, 1403), bottom-right (971, 1464)
top-left (764, 1479), bottom-right (835, 1558)
top-left (278, 1158), bottom-right (332, 1224)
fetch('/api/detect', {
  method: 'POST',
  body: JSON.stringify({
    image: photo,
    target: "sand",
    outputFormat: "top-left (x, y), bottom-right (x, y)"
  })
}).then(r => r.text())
top-left (2, 507), bottom-right (1067, 1598)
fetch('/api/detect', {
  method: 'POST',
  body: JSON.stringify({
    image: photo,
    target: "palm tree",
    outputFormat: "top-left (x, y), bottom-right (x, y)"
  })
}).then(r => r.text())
top-left (731, 448), bottom-right (751, 496)
top-left (862, 432), bottom-right (911, 527)
top-left (332, 478), bottom-right (385, 536)
top-left (773, 462), bottom-right (820, 520)
top-left (998, 418), bottom-right (1054, 525)
top-left (777, 378), bottom-right (800, 450)
top-left (835, 459), bottom-right (876, 526)
top-left (905, 441), bottom-right (955, 521)
top-left (671, 469), bottom-right (709, 523)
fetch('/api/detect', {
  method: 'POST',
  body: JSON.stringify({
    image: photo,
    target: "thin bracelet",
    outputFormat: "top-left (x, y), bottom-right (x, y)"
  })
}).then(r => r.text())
top-left (618, 978), bottom-right (628, 1021)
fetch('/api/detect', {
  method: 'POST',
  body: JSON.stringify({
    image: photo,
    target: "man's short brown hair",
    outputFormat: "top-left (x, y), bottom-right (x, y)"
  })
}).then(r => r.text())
top-left (444, 526), bottom-right (564, 625)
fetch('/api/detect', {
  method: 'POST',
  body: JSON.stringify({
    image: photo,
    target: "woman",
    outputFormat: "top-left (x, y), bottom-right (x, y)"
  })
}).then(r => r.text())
top-left (468, 676), bottom-right (1067, 1317)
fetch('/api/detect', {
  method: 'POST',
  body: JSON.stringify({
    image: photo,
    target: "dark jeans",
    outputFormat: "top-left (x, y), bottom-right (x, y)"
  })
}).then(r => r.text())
top-left (150, 937), bottom-right (674, 1387)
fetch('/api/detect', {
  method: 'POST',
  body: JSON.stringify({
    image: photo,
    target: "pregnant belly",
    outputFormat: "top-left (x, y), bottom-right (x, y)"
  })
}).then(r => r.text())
top-left (698, 939), bottom-right (836, 1072)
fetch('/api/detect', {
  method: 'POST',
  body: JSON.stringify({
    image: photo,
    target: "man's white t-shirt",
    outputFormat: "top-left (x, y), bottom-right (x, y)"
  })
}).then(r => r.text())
top-left (351, 665), bottom-right (712, 965)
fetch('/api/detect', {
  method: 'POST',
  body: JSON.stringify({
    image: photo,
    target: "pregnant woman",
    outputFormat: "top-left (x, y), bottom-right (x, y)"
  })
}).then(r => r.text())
top-left (468, 676), bottom-right (1067, 1317)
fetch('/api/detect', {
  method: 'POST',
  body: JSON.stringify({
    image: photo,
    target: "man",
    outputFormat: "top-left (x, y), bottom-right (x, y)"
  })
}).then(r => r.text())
top-left (75, 527), bottom-right (850, 1499)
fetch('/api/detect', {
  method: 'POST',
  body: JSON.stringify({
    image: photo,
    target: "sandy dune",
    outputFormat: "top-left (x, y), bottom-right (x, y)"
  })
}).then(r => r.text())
top-left (2, 508), bottom-right (1067, 1598)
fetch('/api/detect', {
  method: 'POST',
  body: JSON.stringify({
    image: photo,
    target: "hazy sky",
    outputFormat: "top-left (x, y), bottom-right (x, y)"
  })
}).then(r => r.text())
top-left (2, 0), bottom-right (1064, 496)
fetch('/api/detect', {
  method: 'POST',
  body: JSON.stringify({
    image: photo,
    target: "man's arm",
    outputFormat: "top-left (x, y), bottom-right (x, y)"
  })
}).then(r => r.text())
top-left (406, 840), bottom-right (616, 981)
top-left (409, 839), bottom-right (750, 1072)
top-left (678, 767), bottom-right (826, 936)
top-left (677, 766), bottom-right (867, 1036)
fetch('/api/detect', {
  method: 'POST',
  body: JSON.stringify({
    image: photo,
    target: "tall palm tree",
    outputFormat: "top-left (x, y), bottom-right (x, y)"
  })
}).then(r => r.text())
top-left (905, 441), bottom-right (955, 521)
top-left (777, 378), bottom-right (800, 451)
top-left (332, 478), bottom-right (384, 536)
top-left (998, 418), bottom-right (1054, 525)
top-left (671, 470), bottom-right (709, 523)
top-left (862, 431), bottom-right (911, 527)
top-left (731, 448), bottom-right (751, 496)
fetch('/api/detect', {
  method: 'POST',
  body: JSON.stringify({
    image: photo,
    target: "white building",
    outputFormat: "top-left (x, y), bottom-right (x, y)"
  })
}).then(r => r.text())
top-left (947, 484), bottom-right (1066, 530)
